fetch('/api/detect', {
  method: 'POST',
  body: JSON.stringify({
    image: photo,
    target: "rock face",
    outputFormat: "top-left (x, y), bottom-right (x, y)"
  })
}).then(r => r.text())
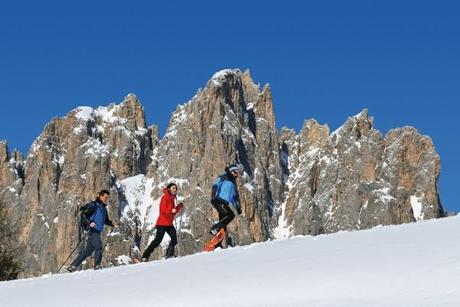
top-left (0, 142), bottom-right (24, 227)
top-left (0, 69), bottom-right (444, 277)
top-left (274, 110), bottom-right (443, 238)
top-left (143, 70), bottom-right (283, 256)
top-left (2, 95), bottom-right (155, 275)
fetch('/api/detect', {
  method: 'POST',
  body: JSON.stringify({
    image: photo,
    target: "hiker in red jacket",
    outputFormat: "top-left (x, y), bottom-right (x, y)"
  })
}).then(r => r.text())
top-left (141, 183), bottom-right (185, 261)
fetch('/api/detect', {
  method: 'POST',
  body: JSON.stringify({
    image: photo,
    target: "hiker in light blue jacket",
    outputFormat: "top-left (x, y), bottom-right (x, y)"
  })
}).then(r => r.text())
top-left (210, 164), bottom-right (242, 236)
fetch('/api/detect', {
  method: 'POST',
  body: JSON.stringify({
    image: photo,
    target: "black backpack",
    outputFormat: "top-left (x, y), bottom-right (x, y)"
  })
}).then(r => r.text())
top-left (79, 202), bottom-right (95, 230)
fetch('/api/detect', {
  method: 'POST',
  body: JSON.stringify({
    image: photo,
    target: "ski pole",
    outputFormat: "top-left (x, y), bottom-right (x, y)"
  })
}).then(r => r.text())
top-left (176, 209), bottom-right (184, 256)
top-left (176, 196), bottom-right (188, 257)
top-left (56, 240), bottom-right (83, 273)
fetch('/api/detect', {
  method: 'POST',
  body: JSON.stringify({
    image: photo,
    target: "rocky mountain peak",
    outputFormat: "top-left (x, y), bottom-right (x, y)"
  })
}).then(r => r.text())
top-left (331, 108), bottom-right (374, 143)
top-left (208, 68), bottom-right (243, 87)
top-left (298, 119), bottom-right (330, 149)
top-left (117, 93), bottom-right (147, 129)
top-left (70, 94), bottom-right (147, 131)
top-left (11, 149), bottom-right (23, 163)
top-left (201, 69), bottom-right (276, 133)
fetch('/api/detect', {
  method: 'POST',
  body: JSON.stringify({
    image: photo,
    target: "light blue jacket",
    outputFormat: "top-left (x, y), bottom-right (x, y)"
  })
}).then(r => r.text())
top-left (214, 174), bottom-right (240, 210)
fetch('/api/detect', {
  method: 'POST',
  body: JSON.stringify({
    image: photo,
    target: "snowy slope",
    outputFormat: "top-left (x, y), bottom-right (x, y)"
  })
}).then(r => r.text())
top-left (1, 216), bottom-right (459, 307)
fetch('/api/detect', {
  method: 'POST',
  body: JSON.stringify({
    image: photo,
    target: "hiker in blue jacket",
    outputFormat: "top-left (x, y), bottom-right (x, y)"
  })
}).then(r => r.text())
top-left (66, 190), bottom-right (117, 272)
top-left (210, 164), bottom-right (242, 237)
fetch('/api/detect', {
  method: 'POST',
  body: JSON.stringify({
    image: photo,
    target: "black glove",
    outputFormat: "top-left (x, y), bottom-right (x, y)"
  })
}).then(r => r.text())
top-left (237, 207), bottom-right (242, 215)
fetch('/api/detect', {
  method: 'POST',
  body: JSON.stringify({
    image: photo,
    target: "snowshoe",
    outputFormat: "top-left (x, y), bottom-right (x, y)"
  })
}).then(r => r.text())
top-left (203, 228), bottom-right (226, 252)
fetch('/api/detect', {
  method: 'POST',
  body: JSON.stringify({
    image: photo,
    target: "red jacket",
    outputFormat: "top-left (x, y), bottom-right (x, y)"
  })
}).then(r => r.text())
top-left (156, 188), bottom-right (184, 226)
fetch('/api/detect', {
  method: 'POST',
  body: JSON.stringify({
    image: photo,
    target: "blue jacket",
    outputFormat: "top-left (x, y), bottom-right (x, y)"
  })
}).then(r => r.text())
top-left (80, 200), bottom-right (113, 233)
top-left (213, 174), bottom-right (240, 211)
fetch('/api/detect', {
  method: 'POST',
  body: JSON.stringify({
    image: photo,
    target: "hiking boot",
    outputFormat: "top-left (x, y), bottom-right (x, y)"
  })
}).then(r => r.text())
top-left (210, 228), bottom-right (219, 236)
top-left (165, 246), bottom-right (175, 259)
top-left (165, 253), bottom-right (176, 259)
top-left (94, 265), bottom-right (103, 270)
top-left (65, 265), bottom-right (77, 273)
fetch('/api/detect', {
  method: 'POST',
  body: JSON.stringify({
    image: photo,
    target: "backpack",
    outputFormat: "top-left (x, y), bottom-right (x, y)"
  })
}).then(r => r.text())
top-left (79, 202), bottom-right (96, 230)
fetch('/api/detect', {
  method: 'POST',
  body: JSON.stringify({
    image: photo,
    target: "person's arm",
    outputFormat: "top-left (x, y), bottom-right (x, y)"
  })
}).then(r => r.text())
top-left (174, 202), bottom-right (185, 214)
top-left (231, 185), bottom-right (242, 214)
top-left (105, 211), bottom-right (114, 227)
top-left (235, 201), bottom-right (242, 215)
top-left (159, 195), bottom-right (169, 216)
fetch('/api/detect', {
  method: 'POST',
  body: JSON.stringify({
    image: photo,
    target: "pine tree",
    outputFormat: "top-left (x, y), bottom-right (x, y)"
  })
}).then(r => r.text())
top-left (0, 199), bottom-right (20, 281)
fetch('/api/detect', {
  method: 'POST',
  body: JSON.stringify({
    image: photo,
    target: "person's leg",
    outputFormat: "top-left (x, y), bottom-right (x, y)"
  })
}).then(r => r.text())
top-left (70, 233), bottom-right (95, 268)
top-left (218, 205), bottom-right (228, 248)
top-left (165, 226), bottom-right (177, 258)
top-left (211, 202), bottom-right (226, 231)
top-left (210, 203), bottom-right (235, 232)
top-left (142, 227), bottom-right (166, 259)
top-left (92, 233), bottom-right (103, 268)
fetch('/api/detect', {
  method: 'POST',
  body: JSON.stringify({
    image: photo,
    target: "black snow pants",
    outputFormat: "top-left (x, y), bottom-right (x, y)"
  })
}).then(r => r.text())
top-left (142, 226), bottom-right (177, 259)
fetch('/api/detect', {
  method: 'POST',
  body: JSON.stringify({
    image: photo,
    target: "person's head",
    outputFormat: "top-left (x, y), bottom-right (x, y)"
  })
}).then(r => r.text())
top-left (226, 164), bottom-right (241, 179)
top-left (98, 190), bottom-right (110, 204)
top-left (167, 183), bottom-right (178, 195)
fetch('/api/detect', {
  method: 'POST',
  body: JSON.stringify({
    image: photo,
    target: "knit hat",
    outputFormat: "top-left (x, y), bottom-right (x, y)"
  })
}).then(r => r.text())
top-left (228, 164), bottom-right (241, 173)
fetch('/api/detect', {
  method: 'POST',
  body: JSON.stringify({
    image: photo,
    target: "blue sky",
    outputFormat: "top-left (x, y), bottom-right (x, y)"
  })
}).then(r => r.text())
top-left (0, 1), bottom-right (458, 212)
